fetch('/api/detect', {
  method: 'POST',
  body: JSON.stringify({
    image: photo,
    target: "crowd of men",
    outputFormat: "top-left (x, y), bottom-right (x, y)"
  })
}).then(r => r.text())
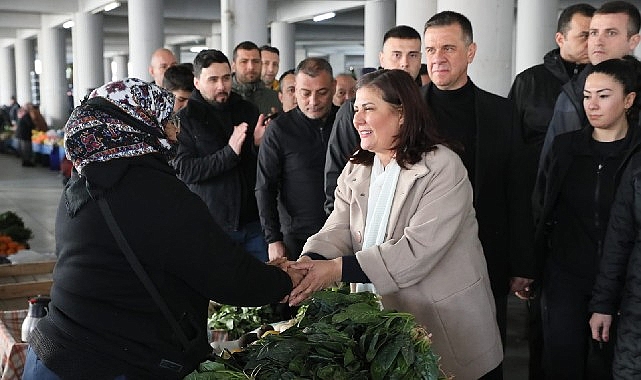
top-left (143, 2), bottom-right (640, 378)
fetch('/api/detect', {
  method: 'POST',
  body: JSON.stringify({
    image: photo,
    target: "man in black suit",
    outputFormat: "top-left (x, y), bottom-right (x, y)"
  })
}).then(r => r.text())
top-left (423, 11), bottom-right (534, 379)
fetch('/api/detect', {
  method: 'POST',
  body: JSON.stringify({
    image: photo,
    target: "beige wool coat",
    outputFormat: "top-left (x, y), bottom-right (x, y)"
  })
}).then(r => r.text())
top-left (303, 145), bottom-right (503, 379)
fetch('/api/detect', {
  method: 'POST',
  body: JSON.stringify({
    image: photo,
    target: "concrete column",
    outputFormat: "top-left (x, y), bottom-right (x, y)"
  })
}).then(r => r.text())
top-left (113, 55), bottom-right (128, 80)
top-left (396, 0), bottom-right (437, 52)
top-left (14, 38), bottom-right (34, 105)
top-left (38, 20), bottom-right (68, 127)
top-left (0, 46), bottom-right (16, 105)
top-left (104, 57), bottom-right (112, 83)
top-left (169, 45), bottom-right (181, 63)
top-left (437, 0), bottom-right (513, 96)
top-left (514, 0), bottom-right (558, 77)
top-left (364, 0), bottom-right (396, 68)
top-left (207, 34), bottom-right (222, 50)
top-left (233, 0), bottom-right (268, 47)
top-left (295, 48), bottom-right (306, 68)
top-left (271, 21), bottom-right (295, 74)
top-left (72, 11), bottom-right (104, 107)
top-left (330, 53), bottom-right (346, 75)
top-left (128, 0), bottom-right (164, 81)
top-left (221, 0), bottom-right (233, 58)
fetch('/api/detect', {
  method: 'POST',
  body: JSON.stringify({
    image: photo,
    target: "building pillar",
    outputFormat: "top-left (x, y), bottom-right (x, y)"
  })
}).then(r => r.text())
top-left (72, 11), bottom-right (104, 107)
top-left (330, 53), bottom-right (346, 75)
top-left (0, 46), bottom-right (16, 105)
top-left (233, 0), bottom-right (268, 48)
top-left (514, 0), bottom-right (558, 77)
top-left (14, 37), bottom-right (34, 105)
top-left (112, 55), bottom-right (128, 81)
top-left (38, 19), bottom-right (68, 127)
top-left (271, 21), bottom-right (295, 74)
top-left (396, 0), bottom-right (437, 50)
top-left (437, 0), bottom-right (513, 96)
top-left (128, 0), bottom-right (164, 81)
top-left (364, 0), bottom-right (395, 68)
top-left (104, 57), bottom-right (113, 84)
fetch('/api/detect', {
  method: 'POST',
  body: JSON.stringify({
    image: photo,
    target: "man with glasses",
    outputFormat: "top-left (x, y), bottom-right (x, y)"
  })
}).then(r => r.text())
top-left (173, 49), bottom-right (269, 262)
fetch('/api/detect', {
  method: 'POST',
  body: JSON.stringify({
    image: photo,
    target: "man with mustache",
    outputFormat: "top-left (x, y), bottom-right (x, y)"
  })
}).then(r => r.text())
top-left (173, 49), bottom-right (269, 262)
top-left (256, 57), bottom-right (338, 261)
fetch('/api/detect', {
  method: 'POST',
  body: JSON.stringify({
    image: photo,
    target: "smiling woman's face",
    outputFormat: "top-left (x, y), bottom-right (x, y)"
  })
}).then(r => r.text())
top-left (352, 85), bottom-right (403, 165)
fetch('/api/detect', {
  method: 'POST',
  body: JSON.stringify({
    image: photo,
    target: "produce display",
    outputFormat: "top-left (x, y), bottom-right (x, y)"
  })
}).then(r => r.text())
top-left (207, 304), bottom-right (282, 340)
top-left (186, 290), bottom-right (447, 380)
top-left (0, 211), bottom-right (32, 256)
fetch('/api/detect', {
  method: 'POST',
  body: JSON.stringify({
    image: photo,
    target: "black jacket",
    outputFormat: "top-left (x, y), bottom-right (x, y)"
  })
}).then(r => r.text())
top-left (534, 126), bottom-right (641, 279)
top-left (590, 150), bottom-right (641, 378)
top-left (173, 91), bottom-right (260, 232)
top-left (30, 154), bottom-right (292, 379)
top-left (256, 106), bottom-right (338, 243)
top-left (422, 80), bottom-right (533, 294)
top-left (324, 99), bottom-right (358, 214)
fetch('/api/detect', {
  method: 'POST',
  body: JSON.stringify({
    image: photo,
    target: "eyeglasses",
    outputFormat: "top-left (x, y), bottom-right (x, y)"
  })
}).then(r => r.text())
top-left (167, 114), bottom-right (181, 134)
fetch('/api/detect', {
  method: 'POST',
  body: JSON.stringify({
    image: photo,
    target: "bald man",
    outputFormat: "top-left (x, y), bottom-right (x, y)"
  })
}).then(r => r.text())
top-left (149, 48), bottom-right (177, 86)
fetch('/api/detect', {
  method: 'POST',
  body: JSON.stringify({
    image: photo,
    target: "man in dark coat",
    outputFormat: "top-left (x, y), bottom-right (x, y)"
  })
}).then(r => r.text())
top-left (324, 25), bottom-right (423, 214)
top-left (256, 57), bottom-right (338, 261)
top-left (508, 4), bottom-right (595, 377)
top-left (423, 11), bottom-right (535, 379)
top-left (173, 49), bottom-right (269, 262)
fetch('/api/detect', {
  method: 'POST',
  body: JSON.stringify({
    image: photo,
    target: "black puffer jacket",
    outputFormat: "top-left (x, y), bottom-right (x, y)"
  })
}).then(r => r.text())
top-left (173, 91), bottom-right (260, 232)
top-left (256, 106), bottom-right (338, 243)
top-left (590, 150), bottom-right (641, 379)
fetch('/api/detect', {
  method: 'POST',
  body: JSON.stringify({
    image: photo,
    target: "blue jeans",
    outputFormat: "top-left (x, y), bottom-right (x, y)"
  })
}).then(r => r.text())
top-left (227, 220), bottom-right (268, 262)
top-left (23, 346), bottom-right (127, 380)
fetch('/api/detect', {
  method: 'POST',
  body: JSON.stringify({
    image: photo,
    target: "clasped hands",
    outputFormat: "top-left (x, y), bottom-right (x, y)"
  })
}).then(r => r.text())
top-left (268, 256), bottom-right (342, 306)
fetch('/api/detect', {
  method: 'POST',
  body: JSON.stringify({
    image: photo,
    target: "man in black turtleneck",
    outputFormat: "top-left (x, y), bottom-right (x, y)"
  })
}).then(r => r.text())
top-left (423, 11), bottom-right (531, 380)
top-left (508, 4), bottom-right (595, 379)
top-left (256, 57), bottom-right (338, 261)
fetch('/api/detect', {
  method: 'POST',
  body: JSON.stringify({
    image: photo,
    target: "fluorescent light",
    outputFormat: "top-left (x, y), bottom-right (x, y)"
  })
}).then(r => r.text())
top-left (62, 20), bottom-right (74, 29)
top-left (104, 2), bottom-right (121, 12)
top-left (189, 46), bottom-right (208, 53)
top-left (313, 12), bottom-right (335, 22)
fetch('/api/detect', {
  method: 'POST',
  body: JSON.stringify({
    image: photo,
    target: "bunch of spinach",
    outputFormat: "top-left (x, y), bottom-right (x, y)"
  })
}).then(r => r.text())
top-left (195, 290), bottom-right (447, 379)
top-left (207, 305), bottom-right (276, 339)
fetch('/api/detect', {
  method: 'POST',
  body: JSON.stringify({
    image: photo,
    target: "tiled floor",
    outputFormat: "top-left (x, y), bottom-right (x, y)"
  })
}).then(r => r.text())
top-left (0, 151), bottom-right (531, 379)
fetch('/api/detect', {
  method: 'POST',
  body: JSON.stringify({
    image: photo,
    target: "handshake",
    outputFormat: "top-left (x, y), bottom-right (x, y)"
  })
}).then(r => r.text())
top-left (268, 256), bottom-right (342, 306)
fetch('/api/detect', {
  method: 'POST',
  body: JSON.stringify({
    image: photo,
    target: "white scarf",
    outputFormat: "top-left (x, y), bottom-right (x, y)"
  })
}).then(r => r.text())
top-left (354, 155), bottom-right (401, 294)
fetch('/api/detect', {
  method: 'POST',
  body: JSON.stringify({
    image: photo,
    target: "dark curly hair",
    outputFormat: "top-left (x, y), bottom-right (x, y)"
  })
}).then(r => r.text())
top-left (350, 69), bottom-right (444, 168)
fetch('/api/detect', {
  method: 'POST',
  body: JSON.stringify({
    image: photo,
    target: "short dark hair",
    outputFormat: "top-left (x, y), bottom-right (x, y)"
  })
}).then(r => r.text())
top-left (193, 49), bottom-right (230, 78)
top-left (424, 11), bottom-right (474, 45)
top-left (557, 4), bottom-right (596, 35)
top-left (232, 41), bottom-right (260, 61)
top-left (596, 1), bottom-right (641, 36)
top-left (162, 63), bottom-right (195, 92)
top-left (278, 69), bottom-right (295, 93)
top-left (383, 25), bottom-right (421, 45)
top-left (590, 55), bottom-right (641, 125)
top-left (259, 45), bottom-right (279, 56)
top-left (351, 69), bottom-right (444, 168)
top-left (295, 57), bottom-right (333, 78)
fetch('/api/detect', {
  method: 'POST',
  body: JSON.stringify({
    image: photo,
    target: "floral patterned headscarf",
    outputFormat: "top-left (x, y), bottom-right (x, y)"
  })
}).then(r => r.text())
top-left (64, 78), bottom-right (175, 174)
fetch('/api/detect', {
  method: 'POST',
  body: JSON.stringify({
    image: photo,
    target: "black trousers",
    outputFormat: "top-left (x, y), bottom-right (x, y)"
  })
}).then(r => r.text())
top-left (541, 262), bottom-right (614, 380)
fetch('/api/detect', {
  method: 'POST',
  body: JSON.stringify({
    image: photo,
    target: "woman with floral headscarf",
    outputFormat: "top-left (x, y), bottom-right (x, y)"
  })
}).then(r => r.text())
top-left (23, 79), bottom-right (299, 380)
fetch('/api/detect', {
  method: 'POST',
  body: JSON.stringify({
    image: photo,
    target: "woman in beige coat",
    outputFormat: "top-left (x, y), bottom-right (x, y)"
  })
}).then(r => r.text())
top-left (288, 69), bottom-right (502, 379)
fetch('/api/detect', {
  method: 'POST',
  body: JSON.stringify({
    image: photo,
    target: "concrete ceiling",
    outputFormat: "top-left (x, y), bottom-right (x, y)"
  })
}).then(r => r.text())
top-left (0, 0), bottom-right (639, 63)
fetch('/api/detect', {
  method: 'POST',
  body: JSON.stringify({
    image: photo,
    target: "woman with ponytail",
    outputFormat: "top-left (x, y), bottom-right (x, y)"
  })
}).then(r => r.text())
top-left (533, 55), bottom-right (641, 379)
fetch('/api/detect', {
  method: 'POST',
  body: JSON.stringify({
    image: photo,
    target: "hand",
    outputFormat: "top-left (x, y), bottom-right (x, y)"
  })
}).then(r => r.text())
top-left (253, 114), bottom-right (267, 146)
top-left (228, 122), bottom-right (248, 155)
top-left (288, 258), bottom-right (342, 306)
top-left (590, 313), bottom-right (613, 342)
top-left (510, 277), bottom-right (534, 299)
top-left (268, 241), bottom-right (288, 261)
